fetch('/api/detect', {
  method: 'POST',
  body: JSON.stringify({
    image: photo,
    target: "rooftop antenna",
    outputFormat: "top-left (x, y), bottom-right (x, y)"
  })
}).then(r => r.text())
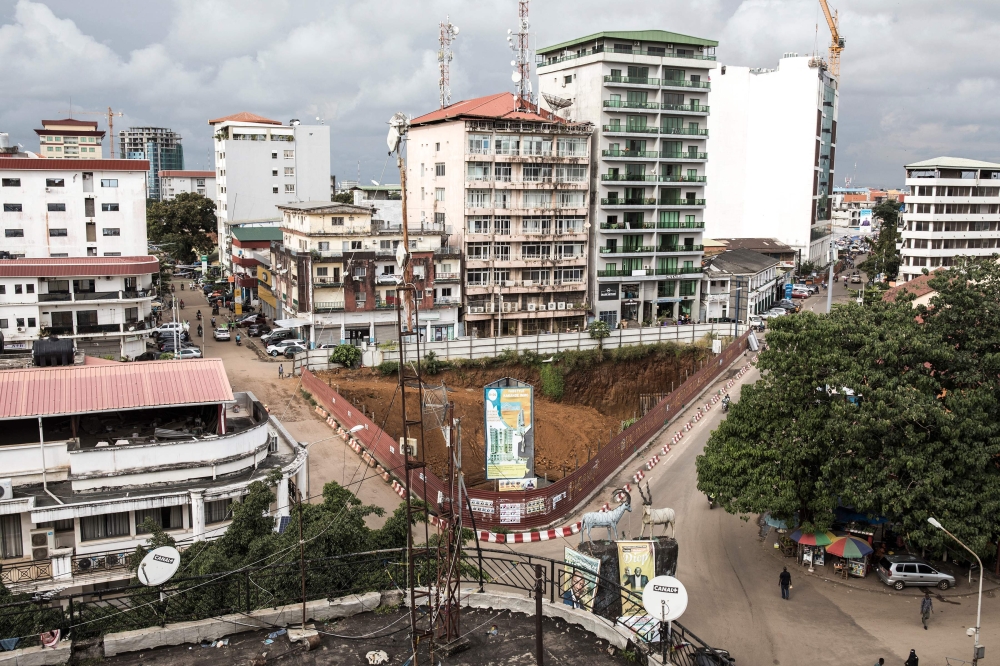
top-left (438, 16), bottom-right (460, 108)
top-left (541, 92), bottom-right (573, 119)
top-left (507, 0), bottom-right (533, 111)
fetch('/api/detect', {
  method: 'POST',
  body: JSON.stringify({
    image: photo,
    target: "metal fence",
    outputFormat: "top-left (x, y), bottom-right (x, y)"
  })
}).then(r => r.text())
top-left (301, 329), bottom-right (751, 530)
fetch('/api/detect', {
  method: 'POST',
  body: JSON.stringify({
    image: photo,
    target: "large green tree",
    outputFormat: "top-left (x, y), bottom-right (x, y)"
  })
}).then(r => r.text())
top-left (697, 259), bottom-right (1000, 557)
top-left (147, 192), bottom-right (217, 264)
top-left (859, 199), bottom-right (903, 280)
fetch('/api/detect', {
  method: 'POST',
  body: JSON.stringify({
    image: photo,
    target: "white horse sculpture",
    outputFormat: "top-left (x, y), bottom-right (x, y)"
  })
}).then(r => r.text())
top-left (637, 482), bottom-right (676, 538)
top-left (580, 489), bottom-right (631, 544)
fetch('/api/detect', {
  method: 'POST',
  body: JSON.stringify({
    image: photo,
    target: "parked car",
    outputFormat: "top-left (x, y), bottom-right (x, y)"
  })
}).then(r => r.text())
top-left (793, 282), bottom-right (817, 295)
top-left (765, 308), bottom-right (787, 319)
top-left (774, 299), bottom-right (800, 312)
top-left (266, 338), bottom-right (307, 357)
top-left (317, 343), bottom-right (337, 350)
top-left (154, 321), bottom-right (187, 337)
top-left (876, 555), bottom-right (955, 591)
top-left (747, 314), bottom-right (765, 329)
top-left (167, 347), bottom-right (204, 360)
top-left (237, 313), bottom-right (266, 327)
top-left (261, 328), bottom-right (293, 345)
top-left (283, 344), bottom-right (308, 358)
top-left (791, 288), bottom-right (810, 299)
top-left (214, 327), bottom-right (231, 341)
top-left (247, 324), bottom-right (272, 337)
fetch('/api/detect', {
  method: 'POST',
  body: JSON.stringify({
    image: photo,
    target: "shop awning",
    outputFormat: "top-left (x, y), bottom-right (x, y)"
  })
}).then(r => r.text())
top-left (274, 318), bottom-right (311, 328)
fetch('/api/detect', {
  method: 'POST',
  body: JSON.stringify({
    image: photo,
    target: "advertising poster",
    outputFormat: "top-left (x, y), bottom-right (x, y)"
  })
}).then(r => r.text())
top-left (859, 209), bottom-right (873, 235)
top-left (562, 547), bottom-right (601, 612)
top-left (498, 478), bottom-right (537, 492)
top-left (469, 498), bottom-right (495, 515)
top-left (617, 541), bottom-right (656, 616)
top-left (525, 497), bottom-right (546, 515)
top-left (499, 502), bottom-right (523, 524)
top-left (484, 381), bottom-right (534, 480)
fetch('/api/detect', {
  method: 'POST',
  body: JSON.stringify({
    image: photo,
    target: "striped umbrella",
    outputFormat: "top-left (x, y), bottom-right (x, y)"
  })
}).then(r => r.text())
top-left (788, 530), bottom-right (837, 546)
top-left (826, 535), bottom-right (874, 558)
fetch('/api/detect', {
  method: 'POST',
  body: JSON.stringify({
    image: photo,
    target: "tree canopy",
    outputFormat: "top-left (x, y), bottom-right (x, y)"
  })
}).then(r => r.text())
top-left (859, 199), bottom-right (903, 280)
top-left (147, 192), bottom-right (217, 264)
top-left (697, 257), bottom-right (1000, 558)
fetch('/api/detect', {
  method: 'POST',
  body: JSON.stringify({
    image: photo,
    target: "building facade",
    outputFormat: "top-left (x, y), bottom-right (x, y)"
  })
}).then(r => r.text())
top-left (209, 113), bottom-right (331, 277)
top-left (352, 184), bottom-right (402, 229)
top-left (899, 157), bottom-right (1000, 283)
top-left (34, 119), bottom-right (106, 159)
top-left (705, 55), bottom-right (837, 265)
top-left (700, 249), bottom-right (789, 322)
top-left (159, 170), bottom-right (216, 201)
top-left (0, 360), bottom-right (307, 594)
top-left (230, 226), bottom-right (282, 307)
top-left (119, 127), bottom-right (184, 201)
top-left (408, 93), bottom-right (593, 337)
top-left (270, 202), bottom-right (460, 345)
top-left (536, 30), bottom-right (715, 327)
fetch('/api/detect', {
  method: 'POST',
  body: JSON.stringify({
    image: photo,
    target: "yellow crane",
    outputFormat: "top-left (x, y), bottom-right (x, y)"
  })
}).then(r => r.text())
top-left (818, 0), bottom-right (846, 78)
top-left (57, 106), bottom-right (125, 158)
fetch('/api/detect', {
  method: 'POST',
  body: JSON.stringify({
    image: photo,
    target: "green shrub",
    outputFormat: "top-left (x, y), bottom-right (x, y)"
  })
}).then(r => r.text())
top-left (423, 351), bottom-right (447, 375)
top-left (539, 363), bottom-right (564, 401)
top-left (377, 361), bottom-right (399, 376)
top-left (329, 344), bottom-right (362, 368)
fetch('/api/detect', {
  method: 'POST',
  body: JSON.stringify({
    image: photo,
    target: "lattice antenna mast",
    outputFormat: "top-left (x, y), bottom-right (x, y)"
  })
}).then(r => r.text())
top-left (507, 0), bottom-right (533, 111)
top-left (438, 16), bottom-right (460, 108)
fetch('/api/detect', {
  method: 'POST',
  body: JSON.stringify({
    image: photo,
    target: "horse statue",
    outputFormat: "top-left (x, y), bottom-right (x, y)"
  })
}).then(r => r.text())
top-left (637, 481), bottom-right (676, 538)
top-left (580, 489), bottom-right (631, 544)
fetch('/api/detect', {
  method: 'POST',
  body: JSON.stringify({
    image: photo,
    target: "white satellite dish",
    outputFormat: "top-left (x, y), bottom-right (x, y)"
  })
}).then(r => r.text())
top-left (137, 546), bottom-right (181, 586)
top-left (511, 71), bottom-right (522, 83)
top-left (511, 60), bottom-right (516, 67)
top-left (371, 180), bottom-right (380, 186)
top-left (641, 575), bottom-right (689, 623)
top-left (453, 26), bottom-right (459, 35)
top-left (395, 242), bottom-right (410, 270)
top-left (542, 92), bottom-right (573, 111)
top-left (386, 126), bottom-right (400, 153)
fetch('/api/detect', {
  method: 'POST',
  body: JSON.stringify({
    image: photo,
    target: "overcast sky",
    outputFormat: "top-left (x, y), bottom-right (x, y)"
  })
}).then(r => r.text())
top-left (0, 0), bottom-right (996, 188)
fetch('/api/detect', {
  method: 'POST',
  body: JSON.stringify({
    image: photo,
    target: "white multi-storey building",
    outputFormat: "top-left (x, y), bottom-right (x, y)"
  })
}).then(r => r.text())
top-left (705, 55), bottom-right (838, 265)
top-left (0, 157), bottom-right (157, 358)
top-left (899, 157), bottom-right (1000, 283)
top-left (536, 30), bottom-right (715, 326)
top-left (209, 113), bottom-right (331, 276)
top-left (34, 119), bottom-right (105, 159)
top-left (408, 93), bottom-right (593, 337)
top-left (159, 170), bottom-right (216, 201)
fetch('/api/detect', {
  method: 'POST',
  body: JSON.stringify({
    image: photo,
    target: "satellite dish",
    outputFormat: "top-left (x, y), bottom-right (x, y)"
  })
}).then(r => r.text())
top-left (542, 92), bottom-right (573, 111)
top-left (386, 126), bottom-right (400, 153)
top-left (641, 575), bottom-right (689, 623)
top-left (507, 28), bottom-right (512, 34)
top-left (371, 180), bottom-right (380, 186)
top-left (511, 71), bottom-right (522, 83)
top-left (453, 26), bottom-right (459, 35)
top-left (137, 546), bottom-right (181, 586)
top-left (395, 242), bottom-right (410, 270)
top-left (511, 60), bottom-right (516, 67)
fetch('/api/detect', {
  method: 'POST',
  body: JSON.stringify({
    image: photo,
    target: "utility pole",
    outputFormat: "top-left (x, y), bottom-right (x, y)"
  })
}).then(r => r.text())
top-left (438, 17), bottom-right (460, 108)
top-left (826, 245), bottom-right (834, 313)
top-left (296, 484), bottom-right (307, 631)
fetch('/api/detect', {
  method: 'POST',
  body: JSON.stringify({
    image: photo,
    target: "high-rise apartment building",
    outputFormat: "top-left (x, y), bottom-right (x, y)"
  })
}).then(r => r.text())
top-left (209, 113), bottom-right (331, 277)
top-left (408, 93), bottom-right (593, 337)
top-left (536, 31), bottom-right (715, 327)
top-left (119, 127), bottom-right (184, 201)
top-left (899, 157), bottom-right (1000, 283)
top-left (705, 55), bottom-right (837, 265)
top-left (34, 119), bottom-right (106, 159)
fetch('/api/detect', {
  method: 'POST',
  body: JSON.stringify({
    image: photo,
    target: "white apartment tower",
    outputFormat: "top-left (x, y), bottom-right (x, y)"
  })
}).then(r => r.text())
top-left (408, 93), bottom-right (594, 337)
top-left (705, 55), bottom-right (838, 265)
top-left (209, 113), bottom-right (331, 276)
top-left (900, 157), bottom-right (1000, 283)
top-left (536, 31), bottom-right (716, 326)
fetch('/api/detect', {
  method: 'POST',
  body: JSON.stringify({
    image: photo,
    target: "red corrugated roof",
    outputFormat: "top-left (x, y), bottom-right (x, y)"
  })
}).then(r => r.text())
top-left (208, 112), bottom-right (281, 126)
top-left (883, 271), bottom-right (940, 303)
top-left (0, 255), bottom-right (159, 277)
top-left (42, 119), bottom-right (99, 127)
top-left (0, 359), bottom-right (234, 420)
top-left (159, 170), bottom-right (215, 178)
top-left (0, 159), bottom-right (149, 171)
top-left (411, 93), bottom-right (562, 126)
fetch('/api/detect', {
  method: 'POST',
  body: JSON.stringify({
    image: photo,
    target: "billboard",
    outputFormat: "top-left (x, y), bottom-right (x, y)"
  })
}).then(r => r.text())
top-left (617, 541), bottom-right (656, 616)
top-left (858, 209), bottom-right (873, 235)
top-left (563, 547), bottom-right (601, 611)
top-left (484, 379), bottom-right (534, 481)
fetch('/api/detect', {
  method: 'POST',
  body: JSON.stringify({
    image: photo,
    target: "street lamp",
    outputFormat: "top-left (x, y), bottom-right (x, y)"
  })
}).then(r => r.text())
top-left (928, 517), bottom-right (985, 665)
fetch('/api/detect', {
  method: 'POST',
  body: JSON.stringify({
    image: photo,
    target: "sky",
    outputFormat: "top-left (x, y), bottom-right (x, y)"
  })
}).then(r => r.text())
top-left (1, 0), bottom-right (998, 188)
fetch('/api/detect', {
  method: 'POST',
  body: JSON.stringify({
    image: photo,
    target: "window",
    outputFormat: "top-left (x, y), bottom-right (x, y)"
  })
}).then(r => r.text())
top-left (45, 178), bottom-right (65, 187)
top-left (316, 267), bottom-right (329, 276)
top-left (272, 169), bottom-right (278, 177)
top-left (351, 240), bottom-right (362, 250)
top-left (284, 150), bottom-right (294, 159)
top-left (25, 284), bottom-right (33, 294)
top-left (330, 216), bottom-right (344, 226)
top-left (47, 203), bottom-right (66, 212)
top-left (136, 507), bottom-right (183, 532)
top-left (285, 167), bottom-right (295, 176)
top-left (100, 202), bottom-right (120, 212)
top-left (468, 134), bottom-right (491, 154)
top-left (3, 204), bottom-right (23, 212)
top-left (435, 163), bottom-right (446, 177)
top-left (49, 228), bottom-right (68, 237)
top-left (273, 186), bottom-right (279, 193)
top-left (353, 265), bottom-right (367, 278)
top-left (435, 142), bottom-right (441, 151)
top-left (100, 179), bottom-right (118, 187)
top-left (81, 512), bottom-right (130, 541)
top-left (4, 229), bottom-right (24, 237)
top-left (466, 189), bottom-right (490, 207)
top-left (285, 184), bottom-right (295, 193)
top-left (434, 212), bottom-right (445, 225)
top-left (317, 241), bottom-right (330, 251)
top-left (103, 228), bottom-right (121, 236)
top-left (564, 75), bottom-right (573, 84)
top-left (205, 498), bottom-right (232, 524)
top-left (27, 317), bottom-right (35, 327)
top-left (0, 319), bottom-right (6, 328)
top-left (0, 514), bottom-right (22, 559)
top-left (435, 188), bottom-right (445, 201)
top-left (0, 285), bottom-right (4, 293)
top-left (467, 269), bottom-right (489, 285)
top-left (1, 178), bottom-right (20, 187)
top-left (467, 243), bottom-right (490, 260)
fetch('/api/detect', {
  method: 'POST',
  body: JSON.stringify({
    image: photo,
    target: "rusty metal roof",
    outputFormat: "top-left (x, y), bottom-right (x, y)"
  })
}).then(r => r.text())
top-left (0, 359), bottom-right (234, 420)
top-left (0, 158), bottom-right (150, 171)
top-left (0, 255), bottom-right (158, 277)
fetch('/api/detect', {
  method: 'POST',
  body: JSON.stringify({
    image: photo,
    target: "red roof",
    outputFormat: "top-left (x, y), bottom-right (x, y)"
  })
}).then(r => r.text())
top-left (41, 119), bottom-right (99, 128)
top-left (35, 129), bottom-right (106, 137)
top-left (0, 359), bottom-right (234, 420)
top-left (883, 271), bottom-right (940, 303)
top-left (159, 170), bottom-right (215, 178)
top-left (208, 112), bottom-right (281, 126)
top-left (411, 93), bottom-right (563, 126)
top-left (0, 256), bottom-right (159, 277)
top-left (0, 159), bottom-right (149, 171)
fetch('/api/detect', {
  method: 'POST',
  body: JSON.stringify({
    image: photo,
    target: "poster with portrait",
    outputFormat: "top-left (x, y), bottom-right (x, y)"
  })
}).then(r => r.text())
top-left (617, 541), bottom-right (656, 616)
top-left (484, 380), bottom-right (534, 480)
top-left (562, 547), bottom-right (601, 612)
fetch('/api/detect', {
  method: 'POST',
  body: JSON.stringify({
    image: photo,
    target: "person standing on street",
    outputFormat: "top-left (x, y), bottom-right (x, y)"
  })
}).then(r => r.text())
top-left (778, 567), bottom-right (791, 600)
top-left (872, 659), bottom-right (884, 666)
top-left (920, 591), bottom-right (933, 629)
top-left (278, 363), bottom-right (284, 379)
top-left (905, 649), bottom-right (918, 666)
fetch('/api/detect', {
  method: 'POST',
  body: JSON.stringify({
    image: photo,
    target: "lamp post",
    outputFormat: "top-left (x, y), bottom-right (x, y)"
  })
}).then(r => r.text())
top-left (928, 517), bottom-right (984, 665)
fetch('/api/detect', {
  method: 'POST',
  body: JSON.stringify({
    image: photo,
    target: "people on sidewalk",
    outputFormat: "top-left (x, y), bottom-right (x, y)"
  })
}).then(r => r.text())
top-left (279, 363), bottom-right (284, 379)
top-left (905, 649), bottom-right (919, 666)
top-left (920, 591), bottom-right (933, 629)
top-left (779, 567), bottom-right (791, 600)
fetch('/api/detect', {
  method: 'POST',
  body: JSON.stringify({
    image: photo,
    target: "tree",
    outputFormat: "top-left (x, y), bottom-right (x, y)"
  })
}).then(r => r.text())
top-left (859, 199), bottom-right (903, 279)
top-left (147, 192), bottom-right (217, 264)
top-left (588, 320), bottom-right (610, 349)
top-left (332, 191), bottom-right (354, 204)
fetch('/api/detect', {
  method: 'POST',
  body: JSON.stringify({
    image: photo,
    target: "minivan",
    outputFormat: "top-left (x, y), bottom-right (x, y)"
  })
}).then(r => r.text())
top-left (876, 554), bottom-right (955, 590)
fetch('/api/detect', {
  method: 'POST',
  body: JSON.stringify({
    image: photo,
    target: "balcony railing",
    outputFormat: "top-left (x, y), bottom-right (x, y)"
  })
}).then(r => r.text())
top-left (657, 245), bottom-right (705, 252)
top-left (658, 220), bottom-right (706, 229)
top-left (36, 289), bottom-right (154, 303)
top-left (603, 75), bottom-right (710, 89)
top-left (38, 293), bottom-right (72, 302)
top-left (601, 173), bottom-right (659, 182)
top-left (597, 267), bottom-right (703, 277)
top-left (76, 323), bottom-right (123, 334)
top-left (435, 272), bottom-right (460, 281)
top-left (601, 222), bottom-right (656, 230)
top-left (661, 104), bottom-right (710, 113)
top-left (314, 301), bottom-right (345, 312)
top-left (661, 151), bottom-right (708, 160)
top-left (659, 175), bottom-right (707, 183)
top-left (40, 325), bottom-right (74, 335)
top-left (660, 127), bottom-right (709, 136)
top-left (601, 198), bottom-right (657, 206)
top-left (435, 246), bottom-right (461, 256)
top-left (602, 125), bottom-right (659, 134)
top-left (599, 246), bottom-right (656, 254)
top-left (660, 198), bottom-right (707, 206)
top-left (602, 149), bottom-right (660, 159)
top-left (73, 291), bottom-right (124, 301)
top-left (538, 45), bottom-right (716, 67)
top-left (314, 278), bottom-right (344, 287)
top-left (603, 100), bottom-right (660, 110)
top-left (434, 297), bottom-right (462, 305)
top-left (375, 298), bottom-right (398, 310)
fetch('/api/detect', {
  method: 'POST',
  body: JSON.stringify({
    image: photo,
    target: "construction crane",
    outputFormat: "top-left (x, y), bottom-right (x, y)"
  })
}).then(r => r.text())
top-left (818, 0), bottom-right (845, 78)
top-left (58, 106), bottom-right (125, 157)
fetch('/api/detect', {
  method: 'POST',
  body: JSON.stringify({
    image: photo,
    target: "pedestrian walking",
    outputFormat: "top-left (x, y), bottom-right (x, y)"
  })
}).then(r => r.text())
top-left (920, 591), bottom-right (933, 629)
top-left (778, 567), bottom-right (791, 600)
top-left (872, 659), bottom-right (884, 666)
top-left (278, 363), bottom-right (284, 379)
top-left (905, 649), bottom-right (919, 666)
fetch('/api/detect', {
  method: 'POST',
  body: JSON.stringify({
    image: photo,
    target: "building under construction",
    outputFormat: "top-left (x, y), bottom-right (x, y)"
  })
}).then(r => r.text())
top-left (119, 126), bottom-right (184, 201)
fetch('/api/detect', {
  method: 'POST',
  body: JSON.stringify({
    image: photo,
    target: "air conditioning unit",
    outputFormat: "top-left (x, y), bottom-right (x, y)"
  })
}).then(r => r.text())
top-left (522, 280), bottom-right (533, 287)
top-left (399, 437), bottom-right (417, 457)
top-left (471, 306), bottom-right (485, 314)
top-left (486, 303), bottom-right (495, 313)
top-left (527, 303), bottom-right (537, 312)
top-left (502, 302), bottom-right (514, 313)
top-left (30, 529), bottom-right (55, 561)
top-left (0, 478), bottom-right (12, 501)
top-left (557, 302), bottom-right (567, 310)
top-left (16, 327), bottom-right (25, 333)
top-left (547, 302), bottom-right (557, 311)
top-left (504, 280), bottom-right (515, 287)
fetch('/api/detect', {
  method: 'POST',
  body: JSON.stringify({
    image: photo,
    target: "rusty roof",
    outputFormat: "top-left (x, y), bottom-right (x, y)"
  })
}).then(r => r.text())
top-left (159, 170), bottom-right (215, 178)
top-left (0, 359), bottom-right (234, 420)
top-left (411, 93), bottom-right (564, 126)
top-left (0, 159), bottom-right (149, 171)
top-left (0, 255), bottom-right (159, 277)
top-left (883, 271), bottom-right (940, 303)
top-left (41, 119), bottom-right (100, 128)
top-left (208, 111), bottom-right (282, 126)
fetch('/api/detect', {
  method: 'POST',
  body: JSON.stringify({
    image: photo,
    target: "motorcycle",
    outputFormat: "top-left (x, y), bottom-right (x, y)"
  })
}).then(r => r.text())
top-left (235, 334), bottom-right (242, 346)
top-left (179, 300), bottom-right (185, 310)
top-left (196, 310), bottom-right (202, 320)
top-left (707, 493), bottom-right (716, 510)
top-left (170, 284), bottom-right (175, 293)
top-left (721, 395), bottom-right (731, 413)
top-left (197, 324), bottom-right (203, 337)
top-left (180, 283), bottom-right (185, 291)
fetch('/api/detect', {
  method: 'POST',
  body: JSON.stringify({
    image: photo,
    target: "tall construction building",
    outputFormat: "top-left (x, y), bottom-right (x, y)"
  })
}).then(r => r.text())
top-left (705, 55), bottom-right (838, 265)
top-left (119, 127), bottom-right (184, 201)
top-left (34, 119), bottom-right (106, 159)
top-left (536, 31), bottom-right (716, 327)
top-left (407, 93), bottom-right (594, 337)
